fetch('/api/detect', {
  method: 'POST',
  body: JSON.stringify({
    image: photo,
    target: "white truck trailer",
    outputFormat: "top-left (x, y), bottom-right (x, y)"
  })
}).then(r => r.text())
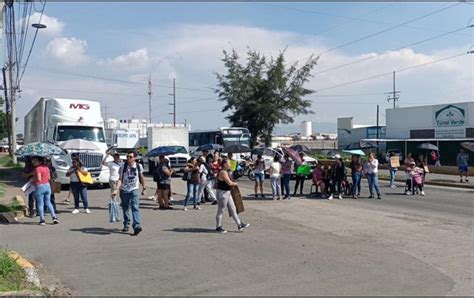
top-left (147, 126), bottom-right (190, 173)
top-left (105, 128), bottom-right (143, 162)
top-left (24, 98), bottom-right (110, 184)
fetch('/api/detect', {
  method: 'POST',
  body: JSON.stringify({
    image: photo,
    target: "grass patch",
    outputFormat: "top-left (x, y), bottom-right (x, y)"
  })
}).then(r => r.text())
top-left (0, 202), bottom-right (23, 213)
top-left (0, 250), bottom-right (29, 292)
top-left (0, 156), bottom-right (16, 168)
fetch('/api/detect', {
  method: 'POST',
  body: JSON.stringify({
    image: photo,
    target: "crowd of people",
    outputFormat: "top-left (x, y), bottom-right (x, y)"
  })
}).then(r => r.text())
top-left (20, 146), bottom-right (470, 234)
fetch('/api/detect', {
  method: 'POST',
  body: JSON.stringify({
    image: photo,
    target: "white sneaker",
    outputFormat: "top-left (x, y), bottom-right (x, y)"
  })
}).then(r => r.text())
top-left (338, 194), bottom-right (343, 200)
top-left (420, 191), bottom-right (425, 196)
top-left (405, 191), bottom-right (411, 196)
top-left (85, 209), bottom-right (92, 214)
top-left (148, 196), bottom-right (155, 200)
top-left (183, 206), bottom-right (188, 211)
top-left (170, 197), bottom-right (175, 201)
top-left (328, 195), bottom-right (333, 200)
top-left (194, 206), bottom-right (201, 210)
top-left (72, 209), bottom-right (80, 214)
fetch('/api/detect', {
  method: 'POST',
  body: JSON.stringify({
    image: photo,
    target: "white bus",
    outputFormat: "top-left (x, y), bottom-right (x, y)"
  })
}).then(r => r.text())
top-left (189, 127), bottom-right (251, 150)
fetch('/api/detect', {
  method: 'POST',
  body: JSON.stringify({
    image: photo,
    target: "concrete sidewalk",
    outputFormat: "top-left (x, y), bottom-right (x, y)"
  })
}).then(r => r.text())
top-left (378, 169), bottom-right (473, 189)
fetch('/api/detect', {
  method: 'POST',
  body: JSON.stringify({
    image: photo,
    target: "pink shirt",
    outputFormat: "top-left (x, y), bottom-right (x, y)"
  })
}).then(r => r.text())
top-left (281, 160), bottom-right (292, 175)
top-left (312, 167), bottom-right (323, 182)
top-left (35, 165), bottom-right (50, 185)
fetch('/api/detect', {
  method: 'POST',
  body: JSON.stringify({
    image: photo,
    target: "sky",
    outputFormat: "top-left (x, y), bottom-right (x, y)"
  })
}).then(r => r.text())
top-left (14, 1), bottom-right (474, 134)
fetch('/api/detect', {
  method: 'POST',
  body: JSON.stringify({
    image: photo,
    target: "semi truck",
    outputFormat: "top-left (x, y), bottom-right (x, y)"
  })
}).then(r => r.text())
top-left (105, 128), bottom-right (143, 163)
top-left (147, 126), bottom-right (190, 174)
top-left (24, 98), bottom-right (110, 184)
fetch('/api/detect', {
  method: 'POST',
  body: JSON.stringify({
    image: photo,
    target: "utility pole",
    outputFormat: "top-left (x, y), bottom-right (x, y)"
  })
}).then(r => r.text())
top-left (148, 75), bottom-right (152, 124)
top-left (386, 71), bottom-right (400, 109)
top-left (6, 5), bottom-right (17, 163)
top-left (2, 68), bottom-right (11, 154)
top-left (376, 104), bottom-right (380, 158)
top-left (168, 78), bottom-right (176, 127)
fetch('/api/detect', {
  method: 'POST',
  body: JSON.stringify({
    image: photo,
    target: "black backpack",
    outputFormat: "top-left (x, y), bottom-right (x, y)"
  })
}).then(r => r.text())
top-left (204, 163), bottom-right (215, 180)
top-left (153, 164), bottom-right (170, 183)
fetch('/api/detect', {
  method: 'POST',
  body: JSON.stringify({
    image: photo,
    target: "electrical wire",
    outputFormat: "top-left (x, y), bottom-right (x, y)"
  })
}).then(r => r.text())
top-left (313, 25), bottom-right (471, 76)
top-left (315, 50), bottom-right (471, 92)
top-left (291, 2), bottom-right (462, 65)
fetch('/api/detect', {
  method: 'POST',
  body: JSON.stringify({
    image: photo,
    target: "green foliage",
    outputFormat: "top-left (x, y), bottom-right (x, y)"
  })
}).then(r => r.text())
top-left (215, 49), bottom-right (318, 146)
top-left (0, 155), bottom-right (15, 167)
top-left (0, 202), bottom-right (23, 212)
top-left (0, 250), bottom-right (27, 292)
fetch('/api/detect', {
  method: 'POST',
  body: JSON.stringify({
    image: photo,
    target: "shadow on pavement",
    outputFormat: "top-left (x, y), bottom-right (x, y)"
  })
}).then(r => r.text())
top-left (70, 227), bottom-right (124, 235)
top-left (165, 227), bottom-right (220, 233)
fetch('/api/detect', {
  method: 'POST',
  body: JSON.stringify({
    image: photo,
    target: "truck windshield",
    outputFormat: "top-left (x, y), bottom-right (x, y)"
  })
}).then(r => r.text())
top-left (57, 126), bottom-right (106, 143)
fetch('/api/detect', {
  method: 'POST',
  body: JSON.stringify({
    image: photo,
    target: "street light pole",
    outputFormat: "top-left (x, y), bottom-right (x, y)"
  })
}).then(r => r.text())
top-left (168, 78), bottom-right (176, 127)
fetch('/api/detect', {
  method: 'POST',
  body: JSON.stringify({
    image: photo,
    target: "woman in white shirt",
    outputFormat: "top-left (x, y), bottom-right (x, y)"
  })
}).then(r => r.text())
top-left (364, 152), bottom-right (381, 199)
top-left (269, 156), bottom-right (282, 200)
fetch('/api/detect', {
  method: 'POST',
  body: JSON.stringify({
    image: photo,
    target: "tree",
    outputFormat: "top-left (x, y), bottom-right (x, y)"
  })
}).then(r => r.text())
top-left (215, 48), bottom-right (318, 146)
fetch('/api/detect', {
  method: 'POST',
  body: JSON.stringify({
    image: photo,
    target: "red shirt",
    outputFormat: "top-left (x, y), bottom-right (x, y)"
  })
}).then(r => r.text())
top-left (34, 165), bottom-right (51, 185)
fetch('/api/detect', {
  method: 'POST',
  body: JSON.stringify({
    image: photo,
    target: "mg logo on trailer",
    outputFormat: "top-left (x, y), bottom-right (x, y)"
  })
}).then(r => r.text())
top-left (69, 103), bottom-right (90, 110)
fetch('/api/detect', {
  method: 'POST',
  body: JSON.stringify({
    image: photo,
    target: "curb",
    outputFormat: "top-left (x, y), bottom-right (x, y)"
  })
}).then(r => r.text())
top-left (7, 251), bottom-right (41, 289)
top-left (378, 177), bottom-right (474, 190)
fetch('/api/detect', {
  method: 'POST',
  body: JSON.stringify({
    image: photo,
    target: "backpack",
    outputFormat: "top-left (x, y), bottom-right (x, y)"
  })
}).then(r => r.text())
top-left (153, 164), bottom-right (170, 183)
top-left (182, 170), bottom-right (191, 181)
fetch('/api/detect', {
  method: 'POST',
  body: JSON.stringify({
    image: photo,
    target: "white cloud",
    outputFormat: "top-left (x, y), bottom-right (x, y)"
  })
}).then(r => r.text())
top-left (46, 37), bottom-right (89, 66)
top-left (29, 13), bottom-right (65, 37)
top-left (101, 48), bottom-right (150, 69)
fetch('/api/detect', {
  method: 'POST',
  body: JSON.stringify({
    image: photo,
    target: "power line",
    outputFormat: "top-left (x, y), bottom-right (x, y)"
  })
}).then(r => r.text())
top-left (291, 2), bottom-right (462, 64)
top-left (315, 50), bottom-right (471, 92)
top-left (313, 25), bottom-right (471, 76)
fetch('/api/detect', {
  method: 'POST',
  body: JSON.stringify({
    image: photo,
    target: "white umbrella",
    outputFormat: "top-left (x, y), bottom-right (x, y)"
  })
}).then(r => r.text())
top-left (461, 142), bottom-right (474, 152)
top-left (59, 139), bottom-right (100, 151)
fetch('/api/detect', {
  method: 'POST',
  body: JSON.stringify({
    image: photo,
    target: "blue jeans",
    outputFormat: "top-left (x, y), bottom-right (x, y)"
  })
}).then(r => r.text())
top-left (120, 189), bottom-right (141, 230)
top-left (184, 182), bottom-right (199, 207)
top-left (389, 168), bottom-right (397, 186)
top-left (367, 173), bottom-right (380, 196)
top-left (351, 172), bottom-right (362, 196)
top-left (283, 174), bottom-right (291, 197)
top-left (35, 183), bottom-right (56, 222)
top-left (70, 182), bottom-right (89, 209)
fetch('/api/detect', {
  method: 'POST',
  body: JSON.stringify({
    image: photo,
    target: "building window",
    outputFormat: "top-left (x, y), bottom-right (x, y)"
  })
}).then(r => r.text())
top-left (410, 129), bottom-right (435, 138)
top-left (467, 128), bottom-right (474, 138)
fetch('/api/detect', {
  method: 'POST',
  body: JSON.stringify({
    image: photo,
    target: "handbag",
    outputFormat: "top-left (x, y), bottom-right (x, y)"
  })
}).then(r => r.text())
top-left (108, 197), bottom-right (121, 223)
top-left (21, 181), bottom-right (36, 197)
top-left (77, 170), bottom-right (93, 185)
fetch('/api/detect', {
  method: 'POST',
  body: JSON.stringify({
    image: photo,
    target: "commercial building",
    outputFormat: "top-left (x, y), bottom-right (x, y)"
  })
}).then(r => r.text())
top-left (341, 101), bottom-right (474, 165)
top-left (337, 117), bottom-right (386, 151)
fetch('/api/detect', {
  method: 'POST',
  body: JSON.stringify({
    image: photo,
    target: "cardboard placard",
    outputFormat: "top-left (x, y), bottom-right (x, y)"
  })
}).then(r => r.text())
top-left (423, 165), bottom-right (430, 173)
top-left (296, 164), bottom-right (312, 176)
top-left (52, 182), bottom-right (62, 194)
top-left (230, 186), bottom-right (244, 215)
top-left (390, 156), bottom-right (400, 168)
top-left (229, 160), bottom-right (238, 172)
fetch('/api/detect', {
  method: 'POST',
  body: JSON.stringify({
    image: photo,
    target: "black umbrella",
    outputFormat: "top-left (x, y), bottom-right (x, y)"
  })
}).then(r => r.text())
top-left (224, 144), bottom-right (251, 154)
top-left (417, 143), bottom-right (439, 151)
top-left (290, 144), bottom-right (311, 153)
top-left (196, 143), bottom-right (223, 152)
top-left (251, 148), bottom-right (264, 156)
top-left (344, 141), bottom-right (379, 150)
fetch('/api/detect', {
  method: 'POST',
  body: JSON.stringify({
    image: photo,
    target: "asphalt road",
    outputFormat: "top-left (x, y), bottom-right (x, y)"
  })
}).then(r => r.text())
top-left (1, 176), bottom-right (473, 295)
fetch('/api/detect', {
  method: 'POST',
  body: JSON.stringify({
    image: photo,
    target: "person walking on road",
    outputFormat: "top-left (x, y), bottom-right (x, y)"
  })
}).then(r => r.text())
top-left (281, 153), bottom-right (292, 199)
top-left (44, 157), bottom-right (58, 214)
top-left (183, 157), bottom-right (200, 211)
top-left (252, 154), bottom-right (265, 199)
top-left (32, 156), bottom-right (59, 226)
top-left (364, 153), bottom-right (382, 199)
top-left (66, 158), bottom-right (91, 214)
top-left (457, 148), bottom-right (469, 183)
top-left (197, 156), bottom-right (217, 205)
top-left (349, 155), bottom-right (363, 199)
top-left (102, 152), bottom-right (123, 194)
top-left (215, 159), bottom-right (250, 234)
top-left (269, 156), bottom-right (282, 200)
top-left (112, 151), bottom-right (146, 235)
top-left (155, 155), bottom-right (174, 209)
